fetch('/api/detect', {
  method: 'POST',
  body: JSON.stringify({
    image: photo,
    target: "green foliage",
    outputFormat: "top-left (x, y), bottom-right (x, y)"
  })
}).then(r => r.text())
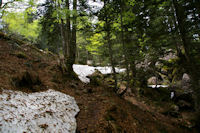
top-left (86, 32), bottom-right (105, 55)
top-left (15, 52), bottom-right (27, 59)
top-left (3, 11), bottom-right (40, 42)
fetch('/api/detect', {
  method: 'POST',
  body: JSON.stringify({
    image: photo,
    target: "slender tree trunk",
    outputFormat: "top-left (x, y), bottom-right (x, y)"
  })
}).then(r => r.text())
top-left (119, 0), bottom-right (130, 96)
top-left (65, 0), bottom-right (70, 57)
top-left (107, 30), bottom-right (118, 91)
top-left (56, 0), bottom-right (65, 56)
top-left (104, 0), bottom-right (118, 91)
top-left (60, 19), bottom-right (66, 56)
top-left (64, 0), bottom-right (72, 73)
top-left (71, 0), bottom-right (77, 64)
top-left (76, 45), bottom-right (79, 63)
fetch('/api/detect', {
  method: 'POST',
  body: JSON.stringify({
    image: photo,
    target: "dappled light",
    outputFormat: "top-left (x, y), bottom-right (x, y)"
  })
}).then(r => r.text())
top-left (0, 0), bottom-right (199, 132)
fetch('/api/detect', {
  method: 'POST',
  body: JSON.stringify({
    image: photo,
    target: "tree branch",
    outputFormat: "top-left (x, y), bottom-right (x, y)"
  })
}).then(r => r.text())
top-left (1, 0), bottom-right (17, 9)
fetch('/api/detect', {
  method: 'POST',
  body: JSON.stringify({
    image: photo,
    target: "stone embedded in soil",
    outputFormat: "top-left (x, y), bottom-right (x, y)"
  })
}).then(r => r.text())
top-left (0, 89), bottom-right (80, 133)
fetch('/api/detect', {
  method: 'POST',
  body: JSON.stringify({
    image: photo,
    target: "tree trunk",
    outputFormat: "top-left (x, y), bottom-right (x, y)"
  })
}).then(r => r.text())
top-left (104, 0), bottom-right (118, 92)
top-left (119, 0), bottom-right (130, 96)
top-left (172, 0), bottom-right (190, 63)
top-left (60, 19), bottom-right (66, 56)
top-left (64, 0), bottom-right (72, 73)
top-left (56, 1), bottom-right (66, 56)
top-left (71, 0), bottom-right (77, 64)
top-left (63, 0), bottom-right (77, 76)
top-left (172, 0), bottom-right (200, 111)
top-left (107, 30), bottom-right (118, 91)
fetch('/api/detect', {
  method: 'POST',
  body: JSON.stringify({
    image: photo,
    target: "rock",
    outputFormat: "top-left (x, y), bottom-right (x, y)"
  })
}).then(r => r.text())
top-left (181, 73), bottom-right (191, 92)
top-left (147, 76), bottom-right (157, 85)
top-left (87, 69), bottom-right (104, 85)
top-left (87, 60), bottom-right (93, 65)
top-left (182, 73), bottom-right (190, 83)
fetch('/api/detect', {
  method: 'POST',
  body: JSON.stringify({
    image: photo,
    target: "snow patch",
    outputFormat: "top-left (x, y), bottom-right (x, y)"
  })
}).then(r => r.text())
top-left (73, 64), bottom-right (126, 83)
top-left (0, 89), bottom-right (79, 133)
top-left (148, 85), bottom-right (169, 88)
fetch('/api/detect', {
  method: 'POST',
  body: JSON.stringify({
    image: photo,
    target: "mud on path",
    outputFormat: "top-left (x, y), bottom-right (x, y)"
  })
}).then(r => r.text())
top-left (0, 36), bottom-right (197, 133)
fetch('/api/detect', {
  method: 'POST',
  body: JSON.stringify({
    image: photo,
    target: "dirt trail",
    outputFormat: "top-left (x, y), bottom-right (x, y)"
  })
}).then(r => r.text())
top-left (0, 36), bottom-right (198, 133)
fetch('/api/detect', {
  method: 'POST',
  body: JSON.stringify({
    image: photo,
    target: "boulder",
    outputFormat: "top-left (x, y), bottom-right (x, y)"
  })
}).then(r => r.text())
top-left (182, 73), bottom-right (190, 83)
top-left (147, 76), bottom-right (157, 85)
top-left (87, 60), bottom-right (93, 65)
top-left (87, 69), bottom-right (104, 85)
top-left (181, 73), bottom-right (191, 92)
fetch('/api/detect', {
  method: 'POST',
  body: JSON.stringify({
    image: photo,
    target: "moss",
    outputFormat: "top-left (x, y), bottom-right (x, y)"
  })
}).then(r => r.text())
top-left (162, 65), bottom-right (170, 71)
top-left (172, 68), bottom-right (178, 76)
top-left (15, 52), bottom-right (27, 59)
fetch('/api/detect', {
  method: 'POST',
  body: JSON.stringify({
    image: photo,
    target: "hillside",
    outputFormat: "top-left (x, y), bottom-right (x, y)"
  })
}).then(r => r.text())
top-left (0, 35), bottom-right (198, 132)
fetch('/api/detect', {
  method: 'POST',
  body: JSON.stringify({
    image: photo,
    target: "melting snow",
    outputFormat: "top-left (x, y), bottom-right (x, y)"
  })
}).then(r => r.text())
top-left (73, 64), bottom-right (126, 83)
top-left (0, 89), bottom-right (79, 133)
top-left (148, 85), bottom-right (169, 88)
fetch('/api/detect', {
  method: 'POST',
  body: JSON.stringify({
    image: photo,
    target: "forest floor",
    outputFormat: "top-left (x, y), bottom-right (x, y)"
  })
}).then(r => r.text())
top-left (0, 35), bottom-right (198, 133)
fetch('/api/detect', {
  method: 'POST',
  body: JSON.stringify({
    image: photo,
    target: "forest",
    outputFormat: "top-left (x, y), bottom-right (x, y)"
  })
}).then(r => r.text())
top-left (0, 0), bottom-right (200, 132)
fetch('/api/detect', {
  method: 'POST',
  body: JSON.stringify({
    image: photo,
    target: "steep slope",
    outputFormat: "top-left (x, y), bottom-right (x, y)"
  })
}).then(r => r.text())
top-left (0, 35), bottom-right (197, 133)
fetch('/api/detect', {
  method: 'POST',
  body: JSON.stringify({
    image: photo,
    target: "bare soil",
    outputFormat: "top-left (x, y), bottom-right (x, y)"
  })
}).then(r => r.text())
top-left (0, 35), bottom-right (198, 133)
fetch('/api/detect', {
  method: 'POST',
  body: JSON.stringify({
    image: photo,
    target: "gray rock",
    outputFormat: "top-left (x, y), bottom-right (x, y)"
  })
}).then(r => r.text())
top-left (147, 76), bottom-right (157, 85)
top-left (182, 73), bottom-right (190, 85)
top-left (181, 73), bottom-right (192, 93)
